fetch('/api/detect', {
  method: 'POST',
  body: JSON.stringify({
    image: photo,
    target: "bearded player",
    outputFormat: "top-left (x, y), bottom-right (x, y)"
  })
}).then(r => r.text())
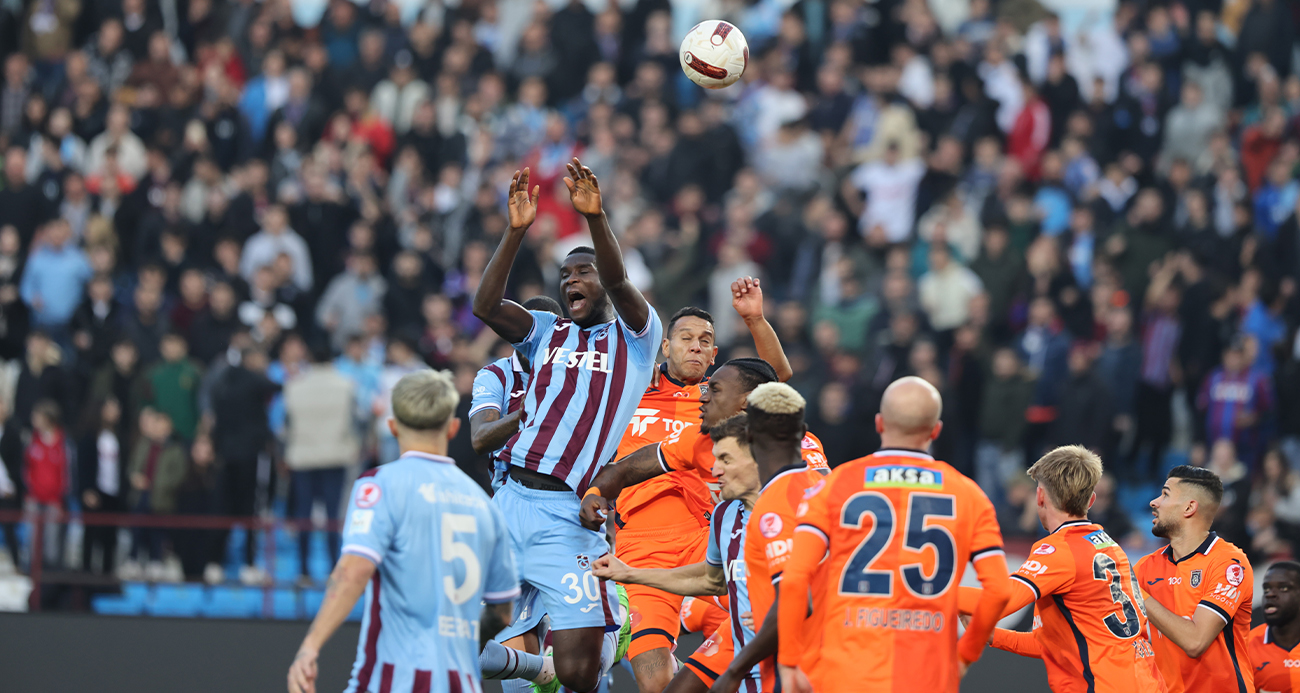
top-left (612, 276), bottom-right (792, 693)
top-left (472, 160), bottom-right (659, 692)
top-left (594, 413), bottom-right (765, 693)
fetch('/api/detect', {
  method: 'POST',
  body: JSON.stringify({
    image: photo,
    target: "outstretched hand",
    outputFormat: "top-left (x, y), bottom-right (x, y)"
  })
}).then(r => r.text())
top-left (564, 158), bottom-right (603, 216)
top-left (732, 276), bottom-right (765, 321)
top-left (507, 168), bottom-right (540, 232)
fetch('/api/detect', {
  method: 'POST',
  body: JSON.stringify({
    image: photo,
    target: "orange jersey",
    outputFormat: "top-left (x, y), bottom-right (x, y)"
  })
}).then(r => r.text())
top-left (1005, 521), bottom-right (1164, 693)
top-left (746, 463), bottom-right (831, 688)
top-left (780, 449), bottom-right (1005, 693)
top-left (658, 427), bottom-right (829, 507)
top-left (1135, 533), bottom-right (1253, 693)
top-left (613, 370), bottom-right (711, 530)
top-left (1250, 625), bottom-right (1300, 693)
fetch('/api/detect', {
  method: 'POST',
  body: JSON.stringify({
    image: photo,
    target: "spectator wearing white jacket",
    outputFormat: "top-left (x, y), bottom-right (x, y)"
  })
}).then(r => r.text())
top-left (239, 204), bottom-right (313, 292)
top-left (369, 51), bottom-right (430, 135)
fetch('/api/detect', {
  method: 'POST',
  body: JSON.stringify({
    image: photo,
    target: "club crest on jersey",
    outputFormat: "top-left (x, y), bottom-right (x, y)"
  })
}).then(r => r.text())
top-left (1226, 563), bottom-right (1245, 586)
top-left (1191, 569), bottom-right (1202, 588)
top-left (759, 512), bottom-right (783, 538)
top-left (1033, 543), bottom-right (1056, 555)
top-left (356, 482), bottom-right (382, 508)
top-left (576, 554), bottom-right (591, 571)
top-left (862, 465), bottom-right (942, 489)
top-left (1083, 530), bottom-right (1116, 549)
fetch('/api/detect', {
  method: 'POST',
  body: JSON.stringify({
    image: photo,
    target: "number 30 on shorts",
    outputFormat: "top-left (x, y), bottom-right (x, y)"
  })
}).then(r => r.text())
top-left (562, 571), bottom-right (602, 605)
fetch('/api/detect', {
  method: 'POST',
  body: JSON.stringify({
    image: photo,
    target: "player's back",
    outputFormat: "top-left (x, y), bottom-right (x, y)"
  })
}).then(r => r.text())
top-left (342, 452), bottom-right (519, 693)
top-left (613, 374), bottom-right (712, 529)
top-left (796, 450), bottom-right (1002, 693)
top-left (1013, 522), bottom-right (1162, 693)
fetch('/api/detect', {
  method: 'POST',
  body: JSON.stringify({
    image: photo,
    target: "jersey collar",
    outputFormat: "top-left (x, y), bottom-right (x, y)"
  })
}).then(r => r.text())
top-left (657, 362), bottom-right (700, 389)
top-left (873, 448), bottom-right (935, 460)
top-left (400, 451), bottom-right (456, 464)
top-left (1050, 519), bottom-right (1094, 535)
top-left (510, 353), bottom-right (524, 373)
top-left (1161, 531), bottom-right (1219, 564)
top-left (761, 463), bottom-right (809, 491)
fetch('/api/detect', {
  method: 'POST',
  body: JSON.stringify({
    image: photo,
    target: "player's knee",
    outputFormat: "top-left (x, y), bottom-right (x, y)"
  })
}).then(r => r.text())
top-left (555, 656), bottom-right (603, 693)
top-left (632, 650), bottom-right (674, 693)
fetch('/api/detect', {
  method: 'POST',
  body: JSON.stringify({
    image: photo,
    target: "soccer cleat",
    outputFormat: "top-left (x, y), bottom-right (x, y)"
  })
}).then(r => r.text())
top-left (530, 645), bottom-right (559, 693)
top-left (615, 584), bottom-right (631, 663)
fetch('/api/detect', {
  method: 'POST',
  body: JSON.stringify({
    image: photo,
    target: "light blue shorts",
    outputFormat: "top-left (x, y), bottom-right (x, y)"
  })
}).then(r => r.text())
top-left (492, 478), bottom-right (623, 636)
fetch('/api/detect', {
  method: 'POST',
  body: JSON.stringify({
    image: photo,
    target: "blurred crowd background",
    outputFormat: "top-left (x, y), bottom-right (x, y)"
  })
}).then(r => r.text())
top-left (0, 0), bottom-right (1297, 594)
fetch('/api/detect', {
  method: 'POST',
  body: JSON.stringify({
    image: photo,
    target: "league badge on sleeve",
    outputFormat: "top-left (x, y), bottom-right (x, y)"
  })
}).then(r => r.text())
top-left (759, 513), bottom-right (783, 538)
top-left (356, 482), bottom-right (382, 508)
top-left (1226, 563), bottom-right (1245, 586)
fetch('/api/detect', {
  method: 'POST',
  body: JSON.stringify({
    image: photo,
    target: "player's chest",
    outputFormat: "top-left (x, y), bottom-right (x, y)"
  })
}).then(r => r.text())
top-left (1252, 644), bottom-right (1300, 692)
top-left (1144, 562), bottom-right (1217, 609)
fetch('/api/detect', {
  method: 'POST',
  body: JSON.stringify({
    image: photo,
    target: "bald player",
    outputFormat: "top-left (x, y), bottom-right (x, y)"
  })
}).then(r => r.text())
top-left (775, 377), bottom-right (1010, 693)
top-left (1250, 561), bottom-right (1300, 693)
top-left (1137, 465), bottom-right (1253, 693)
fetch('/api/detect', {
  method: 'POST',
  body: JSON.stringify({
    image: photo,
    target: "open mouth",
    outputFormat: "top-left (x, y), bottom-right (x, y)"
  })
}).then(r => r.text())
top-left (1266, 604), bottom-right (1279, 615)
top-left (568, 290), bottom-right (588, 314)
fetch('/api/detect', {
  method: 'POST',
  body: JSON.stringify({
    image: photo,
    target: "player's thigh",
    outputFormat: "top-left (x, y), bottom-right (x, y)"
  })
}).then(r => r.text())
top-left (630, 647), bottom-right (676, 693)
top-left (625, 583), bottom-right (684, 660)
top-left (501, 632), bottom-right (540, 655)
top-left (662, 665), bottom-right (710, 693)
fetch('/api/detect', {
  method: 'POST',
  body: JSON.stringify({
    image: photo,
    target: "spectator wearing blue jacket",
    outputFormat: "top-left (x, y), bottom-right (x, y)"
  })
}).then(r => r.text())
top-left (1017, 296), bottom-right (1072, 459)
top-left (20, 219), bottom-right (91, 335)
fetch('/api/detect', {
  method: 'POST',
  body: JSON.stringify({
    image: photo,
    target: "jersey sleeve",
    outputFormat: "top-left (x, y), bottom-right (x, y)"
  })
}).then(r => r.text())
top-left (1199, 552), bottom-right (1251, 625)
top-left (341, 473), bottom-right (396, 566)
top-left (618, 309), bottom-right (663, 367)
top-left (656, 435), bottom-right (693, 473)
top-left (469, 366), bottom-right (507, 418)
top-left (1010, 539), bottom-right (1076, 601)
top-left (512, 310), bottom-right (561, 364)
top-left (706, 507), bottom-right (724, 567)
top-left (482, 503), bottom-right (522, 604)
top-left (800, 433), bottom-right (829, 470)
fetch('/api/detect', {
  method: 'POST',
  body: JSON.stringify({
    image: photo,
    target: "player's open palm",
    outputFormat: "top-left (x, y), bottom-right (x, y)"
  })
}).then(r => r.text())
top-left (564, 158), bottom-right (603, 216)
top-left (507, 168), bottom-right (540, 232)
top-left (731, 276), bottom-right (764, 321)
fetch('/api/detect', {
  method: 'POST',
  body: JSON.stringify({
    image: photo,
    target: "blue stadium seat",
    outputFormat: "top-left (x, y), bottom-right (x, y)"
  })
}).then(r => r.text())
top-left (91, 581), bottom-right (150, 616)
top-left (204, 586), bottom-right (263, 619)
top-left (146, 584), bottom-right (205, 617)
top-left (302, 588), bottom-right (364, 621)
top-left (271, 588), bottom-right (299, 619)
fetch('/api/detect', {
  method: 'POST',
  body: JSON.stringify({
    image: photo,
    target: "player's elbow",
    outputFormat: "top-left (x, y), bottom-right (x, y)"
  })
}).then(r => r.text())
top-left (1184, 633), bottom-right (1217, 659)
top-left (470, 432), bottom-right (491, 456)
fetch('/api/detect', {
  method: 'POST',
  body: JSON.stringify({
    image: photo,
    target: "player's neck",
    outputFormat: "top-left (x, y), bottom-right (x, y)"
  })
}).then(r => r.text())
top-left (1167, 524), bottom-right (1211, 562)
top-left (1043, 512), bottom-right (1089, 534)
top-left (877, 435), bottom-right (932, 453)
top-left (1274, 617), bottom-right (1300, 651)
top-left (753, 440), bottom-right (801, 483)
top-left (398, 434), bottom-right (450, 459)
top-left (739, 488), bottom-right (760, 510)
top-left (665, 362), bottom-right (701, 386)
top-left (576, 306), bottom-right (615, 328)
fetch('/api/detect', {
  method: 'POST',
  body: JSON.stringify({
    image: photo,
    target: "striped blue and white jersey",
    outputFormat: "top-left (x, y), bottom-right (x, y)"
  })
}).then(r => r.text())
top-left (341, 452), bottom-right (520, 693)
top-left (707, 498), bottom-right (761, 684)
top-left (469, 354), bottom-right (530, 490)
top-left (499, 309), bottom-right (662, 493)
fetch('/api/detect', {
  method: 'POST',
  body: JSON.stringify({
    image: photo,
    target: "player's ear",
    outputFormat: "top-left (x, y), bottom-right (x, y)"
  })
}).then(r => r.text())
top-left (875, 413), bottom-right (884, 435)
top-left (661, 338), bottom-right (670, 358)
top-left (1087, 491), bottom-right (1096, 512)
top-left (1185, 498), bottom-right (1198, 519)
top-left (710, 346), bottom-right (718, 362)
top-left (929, 420), bottom-right (943, 441)
top-left (446, 417), bottom-right (462, 441)
top-left (387, 417), bottom-right (398, 439)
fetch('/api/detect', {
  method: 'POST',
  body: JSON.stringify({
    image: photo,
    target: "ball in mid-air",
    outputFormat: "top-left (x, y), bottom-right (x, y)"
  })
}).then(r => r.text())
top-left (679, 20), bottom-right (748, 89)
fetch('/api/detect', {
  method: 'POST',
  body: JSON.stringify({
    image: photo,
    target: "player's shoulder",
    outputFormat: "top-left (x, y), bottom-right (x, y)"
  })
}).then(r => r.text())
top-left (1250, 623), bottom-right (1269, 644)
top-left (1206, 532), bottom-right (1250, 564)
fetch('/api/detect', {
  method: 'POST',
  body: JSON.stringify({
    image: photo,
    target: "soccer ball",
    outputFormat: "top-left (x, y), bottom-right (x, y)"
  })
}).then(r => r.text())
top-left (679, 20), bottom-right (749, 90)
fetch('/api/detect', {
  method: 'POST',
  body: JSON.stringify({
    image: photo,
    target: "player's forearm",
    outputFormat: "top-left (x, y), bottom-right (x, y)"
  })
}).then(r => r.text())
top-left (620, 562), bottom-right (726, 597)
top-left (471, 410), bottom-right (522, 455)
top-left (472, 227), bottom-right (527, 336)
top-left (300, 555), bottom-right (374, 654)
top-left (592, 445), bottom-right (664, 499)
top-left (585, 210), bottom-right (649, 331)
top-left (1142, 595), bottom-right (1219, 657)
top-left (990, 628), bottom-right (1043, 658)
top-left (744, 316), bottom-right (793, 383)
top-left (959, 555), bottom-right (1012, 664)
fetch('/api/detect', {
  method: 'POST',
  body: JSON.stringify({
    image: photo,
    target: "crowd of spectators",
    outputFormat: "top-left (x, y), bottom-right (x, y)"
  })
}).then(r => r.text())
top-left (0, 0), bottom-right (1297, 590)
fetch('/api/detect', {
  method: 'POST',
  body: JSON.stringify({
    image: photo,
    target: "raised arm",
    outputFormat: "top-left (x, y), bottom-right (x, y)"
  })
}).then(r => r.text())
top-left (564, 158), bottom-right (650, 333)
top-left (732, 276), bottom-right (793, 382)
top-left (591, 554), bottom-right (727, 597)
top-left (578, 444), bottom-right (667, 530)
top-left (472, 169), bottom-right (540, 344)
top-left (470, 409), bottom-right (523, 456)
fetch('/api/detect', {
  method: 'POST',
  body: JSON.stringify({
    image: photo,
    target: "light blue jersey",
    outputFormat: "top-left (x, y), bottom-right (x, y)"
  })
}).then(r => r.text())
top-left (341, 452), bottom-right (520, 693)
top-left (704, 499), bottom-right (761, 689)
top-left (500, 309), bottom-right (662, 493)
top-left (469, 355), bottom-right (529, 491)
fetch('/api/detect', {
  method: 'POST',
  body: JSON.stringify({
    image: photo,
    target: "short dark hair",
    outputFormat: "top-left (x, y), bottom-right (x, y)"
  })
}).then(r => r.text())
top-left (523, 295), bottom-right (563, 316)
top-left (722, 358), bottom-right (778, 392)
top-left (709, 413), bottom-right (750, 445)
top-left (1167, 465), bottom-right (1224, 506)
top-left (1266, 561), bottom-right (1300, 581)
top-left (668, 306), bottom-right (714, 335)
top-left (566, 245), bottom-right (596, 257)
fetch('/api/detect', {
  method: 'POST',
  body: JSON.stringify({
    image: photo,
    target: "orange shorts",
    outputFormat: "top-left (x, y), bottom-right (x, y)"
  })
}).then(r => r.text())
top-left (679, 595), bottom-right (729, 636)
top-left (682, 618), bottom-right (762, 690)
top-left (617, 520), bottom-right (709, 659)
